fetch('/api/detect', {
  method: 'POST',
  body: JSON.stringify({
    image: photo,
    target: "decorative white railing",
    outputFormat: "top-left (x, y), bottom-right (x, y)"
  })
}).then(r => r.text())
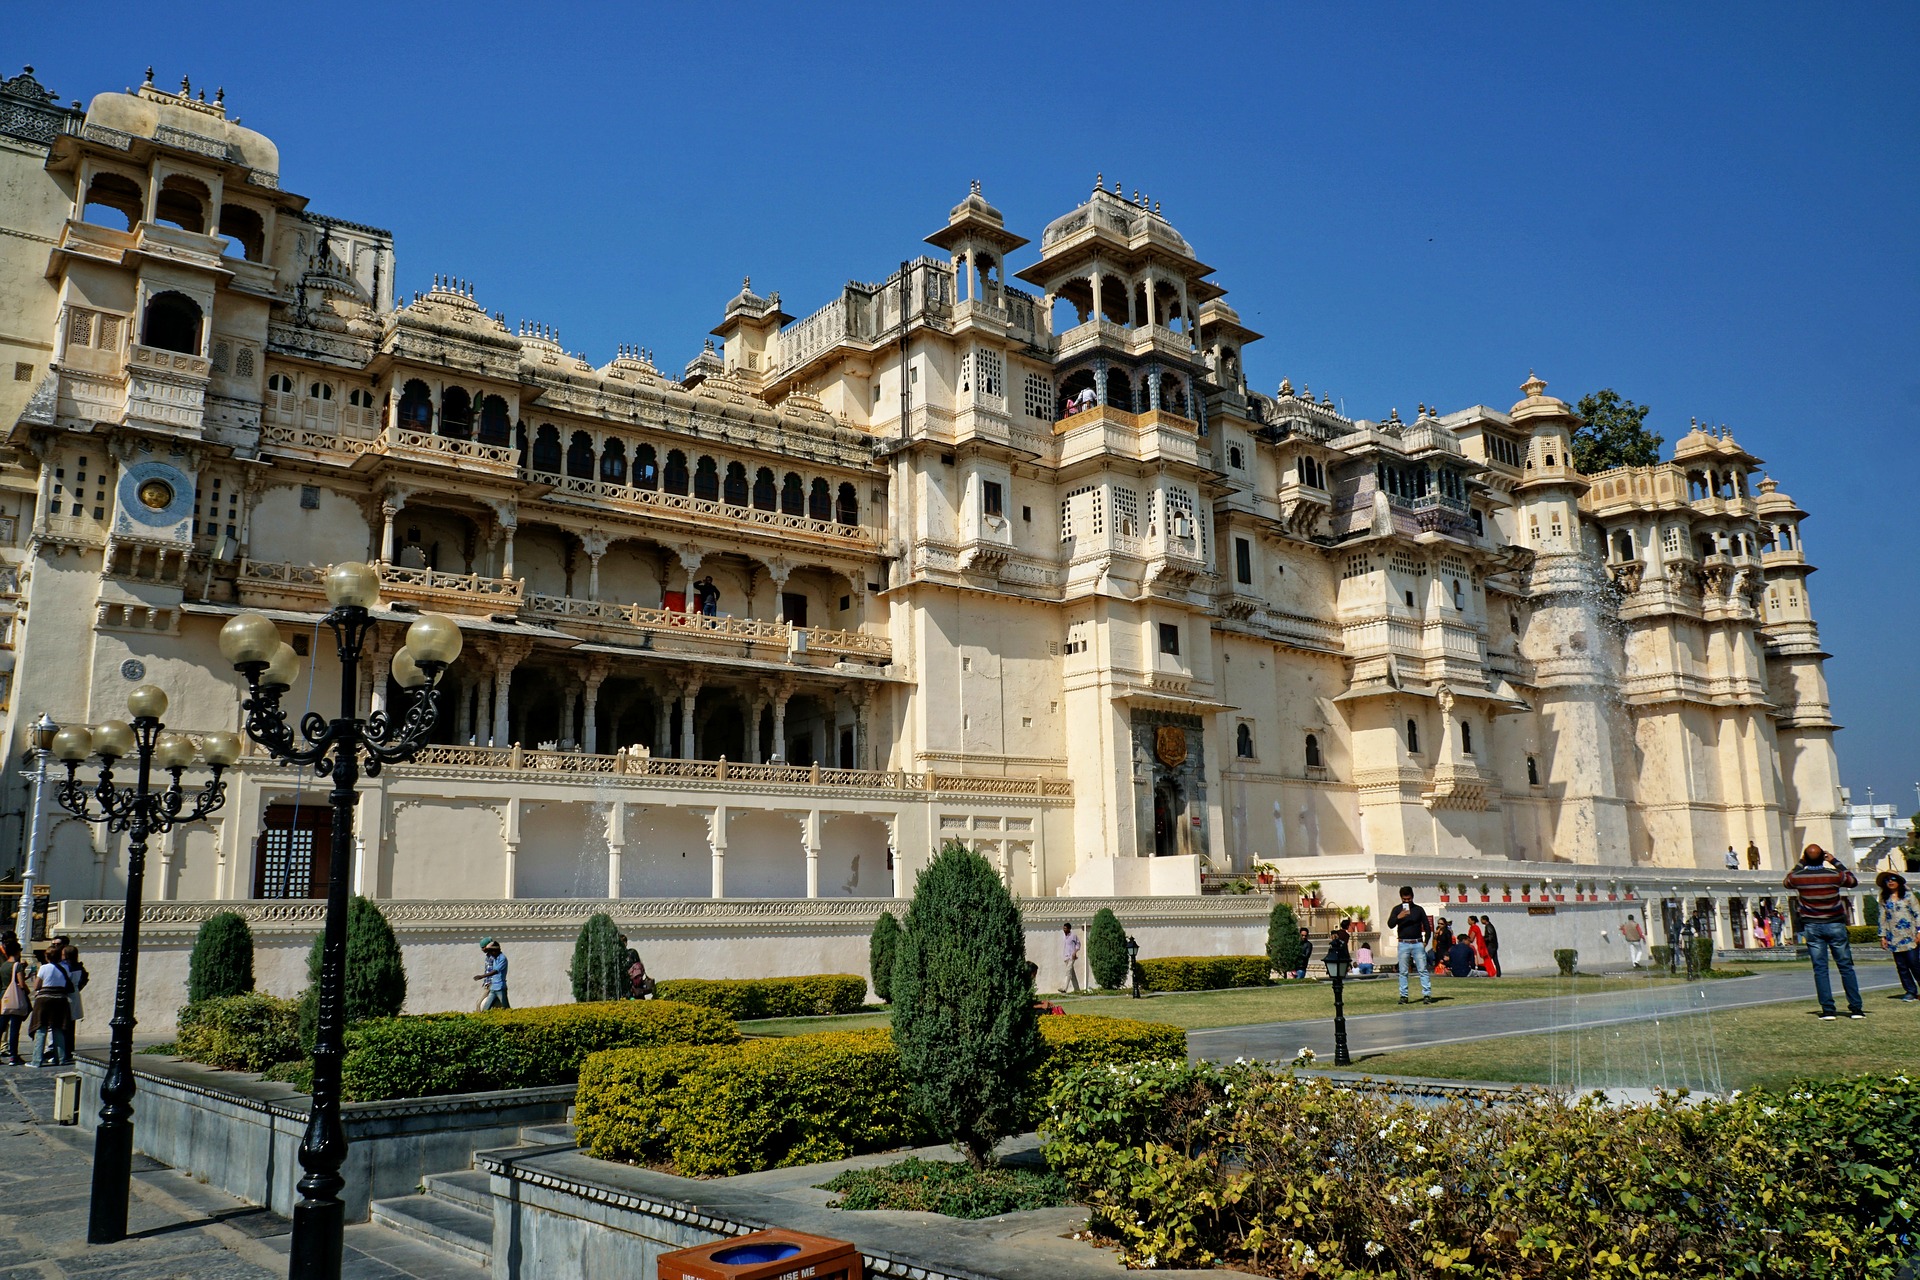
top-left (261, 423), bottom-right (381, 457)
top-left (523, 593), bottom-right (891, 662)
top-left (238, 559), bottom-right (524, 607)
top-left (380, 426), bottom-right (517, 469)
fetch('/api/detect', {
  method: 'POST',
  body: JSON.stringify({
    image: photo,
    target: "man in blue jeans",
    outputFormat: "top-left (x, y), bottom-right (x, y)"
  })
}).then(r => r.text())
top-left (1385, 885), bottom-right (1435, 1005)
top-left (1783, 843), bottom-right (1863, 1019)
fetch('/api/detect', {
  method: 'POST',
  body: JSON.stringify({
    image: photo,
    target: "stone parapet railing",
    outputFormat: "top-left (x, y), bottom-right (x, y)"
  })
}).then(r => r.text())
top-left (379, 425), bottom-right (519, 474)
top-left (237, 558), bottom-right (525, 610)
top-left (528, 470), bottom-right (877, 548)
top-left (524, 592), bottom-right (890, 663)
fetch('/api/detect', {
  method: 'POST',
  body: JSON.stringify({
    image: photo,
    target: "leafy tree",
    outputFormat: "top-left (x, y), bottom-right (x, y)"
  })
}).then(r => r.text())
top-left (1087, 908), bottom-right (1129, 990)
top-left (891, 839), bottom-right (1043, 1168)
top-left (299, 896), bottom-right (407, 1049)
top-left (868, 910), bottom-right (902, 1003)
top-left (1266, 902), bottom-right (1304, 978)
top-left (187, 911), bottom-right (256, 1003)
top-left (1571, 389), bottom-right (1664, 474)
top-left (571, 913), bottom-right (627, 1002)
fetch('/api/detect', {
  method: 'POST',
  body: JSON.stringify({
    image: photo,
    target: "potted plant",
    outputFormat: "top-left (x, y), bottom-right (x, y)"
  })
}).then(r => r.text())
top-left (1304, 880), bottom-right (1322, 908)
top-left (1479, 883), bottom-right (1491, 902)
top-left (1501, 883), bottom-right (1512, 903)
top-left (1520, 884), bottom-right (1532, 902)
top-left (1253, 859), bottom-right (1278, 888)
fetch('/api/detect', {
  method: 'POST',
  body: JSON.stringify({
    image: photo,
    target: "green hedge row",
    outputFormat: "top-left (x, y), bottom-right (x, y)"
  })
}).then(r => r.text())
top-left (338, 1000), bottom-right (738, 1102)
top-left (1136, 954), bottom-right (1272, 991)
top-left (1042, 1060), bottom-right (1920, 1276)
top-left (175, 994), bottom-right (301, 1072)
top-left (652, 974), bottom-right (869, 1020)
top-left (577, 1014), bottom-right (1185, 1176)
top-left (1849, 924), bottom-right (1880, 944)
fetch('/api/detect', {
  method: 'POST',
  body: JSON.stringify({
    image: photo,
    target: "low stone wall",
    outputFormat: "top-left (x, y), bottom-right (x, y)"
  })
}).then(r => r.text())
top-left (56, 895), bottom-right (1272, 1038)
top-left (74, 1055), bottom-right (572, 1221)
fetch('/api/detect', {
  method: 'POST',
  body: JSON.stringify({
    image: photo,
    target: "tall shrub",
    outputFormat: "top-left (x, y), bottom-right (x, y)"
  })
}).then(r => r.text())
top-left (300, 895), bottom-right (407, 1048)
top-left (571, 912), bottom-right (626, 1002)
top-left (891, 839), bottom-right (1043, 1167)
top-left (868, 910), bottom-right (902, 1003)
top-left (1266, 901), bottom-right (1303, 977)
top-left (187, 911), bottom-right (256, 1003)
top-left (1087, 908), bottom-right (1129, 989)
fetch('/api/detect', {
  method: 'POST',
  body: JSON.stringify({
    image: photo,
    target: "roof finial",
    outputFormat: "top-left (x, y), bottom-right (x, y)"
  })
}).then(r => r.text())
top-left (215, 86), bottom-right (224, 105)
top-left (1153, 200), bottom-right (1161, 214)
top-left (743, 275), bottom-right (751, 292)
top-left (180, 74), bottom-right (191, 97)
top-left (970, 178), bottom-right (981, 196)
top-left (143, 66), bottom-right (154, 86)
top-left (1094, 171), bottom-right (1103, 192)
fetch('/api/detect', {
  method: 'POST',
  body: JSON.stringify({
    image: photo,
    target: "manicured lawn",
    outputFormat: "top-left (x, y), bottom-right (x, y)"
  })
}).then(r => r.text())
top-left (737, 971), bottom-right (1754, 1037)
top-left (1352, 993), bottom-right (1920, 1091)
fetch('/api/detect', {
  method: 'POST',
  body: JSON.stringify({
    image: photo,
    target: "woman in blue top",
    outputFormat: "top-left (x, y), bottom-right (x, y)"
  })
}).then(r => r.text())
top-left (1876, 871), bottom-right (1920, 1002)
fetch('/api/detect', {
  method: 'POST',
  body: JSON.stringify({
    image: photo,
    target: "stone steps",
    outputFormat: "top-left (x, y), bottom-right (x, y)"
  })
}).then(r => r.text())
top-left (366, 1121), bottom-right (576, 1272)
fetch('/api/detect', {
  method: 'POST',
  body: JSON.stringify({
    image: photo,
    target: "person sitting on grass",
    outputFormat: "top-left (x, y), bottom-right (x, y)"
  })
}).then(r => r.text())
top-left (1353, 939), bottom-right (1374, 976)
top-left (1445, 934), bottom-right (1479, 977)
top-left (1025, 960), bottom-right (1065, 1015)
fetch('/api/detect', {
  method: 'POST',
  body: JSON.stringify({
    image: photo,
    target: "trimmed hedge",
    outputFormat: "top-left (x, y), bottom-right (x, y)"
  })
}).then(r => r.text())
top-left (1688, 935), bottom-right (1715, 972)
top-left (175, 994), bottom-right (300, 1072)
top-left (1136, 954), bottom-right (1272, 991)
top-left (652, 974), bottom-right (868, 1020)
top-left (1553, 948), bottom-right (1578, 976)
top-left (1042, 1060), bottom-right (1920, 1275)
top-left (1849, 924), bottom-right (1879, 945)
top-left (187, 912), bottom-right (255, 1003)
top-left (1087, 908), bottom-right (1129, 990)
top-left (338, 999), bottom-right (738, 1102)
top-left (576, 1014), bottom-right (1186, 1176)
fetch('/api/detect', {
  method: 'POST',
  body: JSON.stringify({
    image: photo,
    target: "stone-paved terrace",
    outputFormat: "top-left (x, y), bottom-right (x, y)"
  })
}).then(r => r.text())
top-left (0, 1067), bottom-right (482, 1280)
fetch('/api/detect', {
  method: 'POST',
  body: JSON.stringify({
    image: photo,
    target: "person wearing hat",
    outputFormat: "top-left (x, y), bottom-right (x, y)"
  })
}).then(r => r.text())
top-left (1877, 870), bottom-right (1920, 1002)
top-left (473, 938), bottom-right (510, 1011)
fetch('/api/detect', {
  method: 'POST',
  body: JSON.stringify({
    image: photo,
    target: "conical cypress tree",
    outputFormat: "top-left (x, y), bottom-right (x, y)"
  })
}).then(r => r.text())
top-left (571, 913), bottom-right (626, 1002)
top-left (1087, 907), bottom-right (1129, 989)
top-left (1267, 901), bottom-right (1304, 977)
top-left (300, 896), bottom-right (407, 1049)
top-left (890, 839), bottom-right (1043, 1168)
top-left (868, 909), bottom-right (902, 1003)
top-left (188, 911), bottom-right (256, 1003)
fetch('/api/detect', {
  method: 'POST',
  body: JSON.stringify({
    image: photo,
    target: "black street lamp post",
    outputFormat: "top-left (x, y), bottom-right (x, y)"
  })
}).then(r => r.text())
top-left (218, 562), bottom-right (459, 1280)
top-left (49, 687), bottom-right (240, 1244)
top-left (1324, 927), bottom-right (1353, 1067)
top-left (1125, 934), bottom-right (1141, 999)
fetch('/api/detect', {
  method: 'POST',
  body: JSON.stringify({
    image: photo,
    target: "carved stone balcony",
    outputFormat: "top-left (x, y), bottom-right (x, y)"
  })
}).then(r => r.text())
top-left (378, 426), bottom-right (519, 477)
top-left (122, 344), bottom-right (211, 433)
top-left (236, 558), bottom-right (524, 615)
top-left (528, 471), bottom-right (878, 550)
top-left (523, 593), bottom-right (891, 666)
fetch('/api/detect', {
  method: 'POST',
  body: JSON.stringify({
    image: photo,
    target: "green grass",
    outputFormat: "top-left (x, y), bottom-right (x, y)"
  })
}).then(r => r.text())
top-left (1352, 993), bottom-right (1920, 1091)
top-left (738, 971), bottom-right (1755, 1037)
top-left (817, 1157), bottom-right (1071, 1218)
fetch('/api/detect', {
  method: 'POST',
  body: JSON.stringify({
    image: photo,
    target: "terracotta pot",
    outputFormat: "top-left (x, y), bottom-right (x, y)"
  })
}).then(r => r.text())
top-left (1502, 894), bottom-right (1511, 903)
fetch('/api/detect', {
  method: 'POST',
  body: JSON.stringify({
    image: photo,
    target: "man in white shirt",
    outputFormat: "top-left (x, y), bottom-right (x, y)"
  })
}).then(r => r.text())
top-left (1060, 923), bottom-right (1082, 993)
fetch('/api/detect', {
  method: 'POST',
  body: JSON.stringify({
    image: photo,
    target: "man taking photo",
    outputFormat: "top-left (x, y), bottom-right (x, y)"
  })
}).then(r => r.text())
top-left (1386, 885), bottom-right (1435, 1005)
top-left (1783, 843), bottom-right (1863, 1020)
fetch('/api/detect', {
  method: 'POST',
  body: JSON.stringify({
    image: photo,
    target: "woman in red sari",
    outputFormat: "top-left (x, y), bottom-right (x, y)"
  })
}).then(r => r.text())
top-left (1468, 916), bottom-right (1499, 977)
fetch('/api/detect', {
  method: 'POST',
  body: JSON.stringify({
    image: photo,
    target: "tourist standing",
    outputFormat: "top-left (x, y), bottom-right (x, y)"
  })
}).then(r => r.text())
top-left (1784, 844), bottom-right (1863, 1020)
top-left (1294, 926), bottom-right (1314, 980)
top-left (1468, 916), bottom-right (1499, 977)
top-left (1876, 871), bottom-right (1920, 1003)
top-left (1060, 922), bottom-right (1082, 993)
top-left (28, 945), bottom-right (74, 1066)
top-left (1746, 841), bottom-right (1761, 871)
top-left (1386, 886), bottom-right (1435, 1005)
top-left (0, 937), bottom-right (29, 1065)
top-left (474, 938), bottom-right (510, 1010)
top-left (1621, 912), bottom-right (1647, 968)
top-left (1725, 846), bottom-right (1740, 871)
top-left (1481, 915), bottom-right (1501, 976)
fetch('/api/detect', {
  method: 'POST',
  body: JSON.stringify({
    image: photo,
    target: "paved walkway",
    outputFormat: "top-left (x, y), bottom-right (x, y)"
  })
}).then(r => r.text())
top-left (0, 1069), bottom-right (480, 1280)
top-left (1190, 964), bottom-right (1906, 1065)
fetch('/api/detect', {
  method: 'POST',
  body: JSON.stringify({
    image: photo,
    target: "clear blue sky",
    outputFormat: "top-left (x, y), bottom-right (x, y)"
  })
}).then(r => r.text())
top-left (16, 2), bottom-right (1919, 816)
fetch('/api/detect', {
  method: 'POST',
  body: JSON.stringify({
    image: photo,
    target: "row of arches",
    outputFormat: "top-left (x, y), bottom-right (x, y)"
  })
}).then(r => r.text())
top-left (1057, 366), bottom-right (1190, 418)
top-left (80, 171), bottom-right (267, 260)
top-left (528, 427), bottom-right (861, 526)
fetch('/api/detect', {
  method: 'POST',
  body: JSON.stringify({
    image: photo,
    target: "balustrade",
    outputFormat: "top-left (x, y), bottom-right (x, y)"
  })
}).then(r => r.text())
top-left (527, 470), bottom-right (875, 545)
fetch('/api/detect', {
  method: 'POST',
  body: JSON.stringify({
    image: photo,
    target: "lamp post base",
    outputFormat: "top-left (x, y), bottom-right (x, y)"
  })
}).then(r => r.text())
top-left (1332, 977), bottom-right (1351, 1067)
top-left (288, 1199), bottom-right (345, 1280)
top-left (88, 1120), bottom-right (134, 1244)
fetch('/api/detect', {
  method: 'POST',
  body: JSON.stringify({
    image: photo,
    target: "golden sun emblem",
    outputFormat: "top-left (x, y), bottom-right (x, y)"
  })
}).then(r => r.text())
top-left (137, 479), bottom-right (174, 511)
top-left (1154, 726), bottom-right (1187, 769)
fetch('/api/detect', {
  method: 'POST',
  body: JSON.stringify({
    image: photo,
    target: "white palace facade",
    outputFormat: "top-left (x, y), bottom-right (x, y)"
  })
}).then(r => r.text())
top-left (0, 69), bottom-right (1850, 932)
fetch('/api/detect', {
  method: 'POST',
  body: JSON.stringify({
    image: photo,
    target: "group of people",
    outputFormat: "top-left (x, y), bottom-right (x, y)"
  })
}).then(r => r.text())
top-left (1750, 904), bottom-right (1787, 948)
top-left (0, 932), bottom-right (88, 1067)
top-left (1782, 842), bottom-right (1920, 1018)
top-left (472, 936), bottom-right (655, 1011)
top-left (1722, 841), bottom-right (1764, 871)
top-left (1383, 888), bottom-right (1501, 1003)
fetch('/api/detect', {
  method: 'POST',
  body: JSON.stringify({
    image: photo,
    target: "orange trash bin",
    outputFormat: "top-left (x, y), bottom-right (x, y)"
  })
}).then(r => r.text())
top-left (657, 1229), bottom-right (862, 1280)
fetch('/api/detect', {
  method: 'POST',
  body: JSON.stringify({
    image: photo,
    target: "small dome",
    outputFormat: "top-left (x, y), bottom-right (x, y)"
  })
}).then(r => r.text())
top-left (946, 179), bottom-right (1005, 228)
top-left (1041, 181), bottom-right (1191, 253)
top-left (85, 86), bottom-right (279, 176)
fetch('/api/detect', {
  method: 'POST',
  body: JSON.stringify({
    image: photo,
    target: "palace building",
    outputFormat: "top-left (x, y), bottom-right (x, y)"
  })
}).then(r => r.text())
top-left (0, 67), bottom-right (1849, 928)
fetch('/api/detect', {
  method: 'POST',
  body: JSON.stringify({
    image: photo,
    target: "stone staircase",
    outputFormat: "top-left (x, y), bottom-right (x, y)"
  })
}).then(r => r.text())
top-left (368, 1122), bottom-right (577, 1270)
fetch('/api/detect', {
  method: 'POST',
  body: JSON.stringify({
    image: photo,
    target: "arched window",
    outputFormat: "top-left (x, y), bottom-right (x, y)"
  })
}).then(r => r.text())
top-left (439, 387), bottom-right (472, 439)
top-left (694, 456), bottom-right (720, 501)
top-left (836, 482), bottom-right (858, 526)
top-left (1697, 535), bottom-right (1715, 559)
top-left (532, 424), bottom-right (562, 473)
top-left (1236, 723), bottom-right (1254, 759)
top-left (140, 291), bottom-right (202, 355)
top-left (1461, 721), bottom-right (1473, 754)
top-left (216, 204), bottom-right (265, 261)
top-left (752, 467), bottom-right (777, 511)
top-left (1105, 373), bottom-right (1134, 412)
top-left (1406, 719), bottom-right (1420, 754)
top-left (265, 372), bottom-right (297, 423)
top-left (1160, 373), bottom-right (1187, 415)
top-left (478, 395), bottom-right (510, 445)
top-left (1612, 531), bottom-right (1634, 561)
top-left (302, 380), bottom-right (337, 431)
top-left (781, 472), bottom-right (804, 515)
top-left (808, 477), bottom-right (832, 521)
top-left (1057, 369), bottom-right (1097, 417)
top-left (1780, 526), bottom-right (1794, 550)
top-left (398, 380), bottom-right (433, 429)
top-left (154, 175), bottom-right (209, 234)
top-left (80, 172), bottom-right (142, 229)
top-left (722, 460), bottom-right (748, 506)
top-left (1228, 445), bottom-right (1244, 469)
top-left (664, 450), bottom-right (689, 495)
top-left (634, 443), bottom-right (658, 490)
top-left (566, 431), bottom-right (595, 479)
top-left (515, 420), bottom-right (528, 469)
top-left (1526, 756), bottom-right (1540, 786)
top-left (600, 438), bottom-right (627, 483)
top-left (1305, 733), bottom-right (1322, 768)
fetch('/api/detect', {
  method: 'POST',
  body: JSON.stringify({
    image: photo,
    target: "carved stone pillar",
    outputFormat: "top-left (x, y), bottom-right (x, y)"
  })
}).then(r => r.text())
top-left (453, 677), bottom-right (472, 743)
top-left (581, 660), bottom-right (609, 755)
top-left (475, 661), bottom-right (494, 747)
top-left (706, 805), bottom-right (728, 899)
top-left (803, 808), bottom-right (823, 899)
top-left (771, 689), bottom-right (791, 763)
top-left (493, 641), bottom-right (529, 747)
top-left (380, 499), bottom-right (400, 563)
top-left (679, 678), bottom-right (704, 759)
top-left (747, 691), bottom-right (769, 765)
top-left (500, 521), bottom-right (517, 580)
top-left (582, 530), bottom-right (609, 602)
top-left (560, 684), bottom-right (580, 749)
top-left (653, 694), bottom-right (672, 758)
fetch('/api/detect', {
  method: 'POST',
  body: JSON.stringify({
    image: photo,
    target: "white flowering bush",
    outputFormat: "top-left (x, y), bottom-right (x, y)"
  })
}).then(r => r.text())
top-left (1040, 1064), bottom-right (1920, 1276)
